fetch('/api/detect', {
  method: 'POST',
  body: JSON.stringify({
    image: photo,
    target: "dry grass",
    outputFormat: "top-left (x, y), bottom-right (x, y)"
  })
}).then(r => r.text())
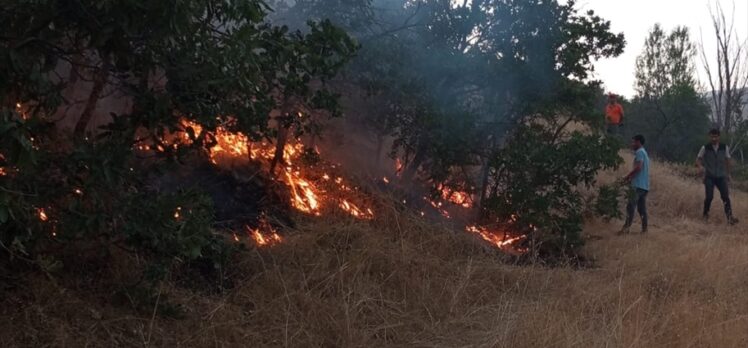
top-left (2, 156), bottom-right (748, 347)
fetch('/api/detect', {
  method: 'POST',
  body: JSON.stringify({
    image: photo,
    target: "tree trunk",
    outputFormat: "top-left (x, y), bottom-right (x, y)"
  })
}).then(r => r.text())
top-left (270, 126), bottom-right (290, 175)
top-left (477, 158), bottom-right (491, 219)
top-left (74, 57), bottom-right (110, 141)
top-left (400, 145), bottom-right (427, 183)
top-left (477, 135), bottom-right (498, 219)
top-left (270, 101), bottom-right (294, 175)
top-left (68, 53), bottom-right (83, 85)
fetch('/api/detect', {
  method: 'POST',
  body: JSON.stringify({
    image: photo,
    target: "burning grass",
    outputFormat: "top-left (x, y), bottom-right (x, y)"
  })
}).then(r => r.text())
top-left (3, 164), bottom-right (748, 346)
top-left (5, 134), bottom-right (748, 346)
top-left (134, 120), bottom-right (522, 251)
top-left (176, 120), bottom-right (375, 222)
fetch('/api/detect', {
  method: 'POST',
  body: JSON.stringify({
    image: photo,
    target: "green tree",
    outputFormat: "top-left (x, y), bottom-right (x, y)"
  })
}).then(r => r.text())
top-left (630, 24), bottom-right (710, 162)
top-left (276, 0), bottom-right (626, 256)
top-left (0, 0), bottom-right (355, 279)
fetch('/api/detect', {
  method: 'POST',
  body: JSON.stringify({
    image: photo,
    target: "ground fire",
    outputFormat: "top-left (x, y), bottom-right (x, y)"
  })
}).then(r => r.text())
top-left (129, 119), bottom-right (525, 253)
top-left (466, 225), bottom-right (528, 254)
top-left (249, 217), bottom-right (283, 247)
top-left (131, 119), bottom-right (378, 245)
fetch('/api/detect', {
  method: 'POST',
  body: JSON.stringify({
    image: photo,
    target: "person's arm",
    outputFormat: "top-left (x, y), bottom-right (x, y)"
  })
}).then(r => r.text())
top-left (625, 160), bottom-right (642, 182)
top-left (625, 150), bottom-right (644, 182)
top-left (695, 146), bottom-right (705, 170)
top-left (726, 145), bottom-right (732, 181)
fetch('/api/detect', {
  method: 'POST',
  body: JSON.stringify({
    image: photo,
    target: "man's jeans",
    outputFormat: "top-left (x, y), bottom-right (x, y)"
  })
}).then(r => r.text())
top-left (606, 124), bottom-right (622, 136)
top-left (704, 176), bottom-right (733, 218)
top-left (624, 188), bottom-right (648, 229)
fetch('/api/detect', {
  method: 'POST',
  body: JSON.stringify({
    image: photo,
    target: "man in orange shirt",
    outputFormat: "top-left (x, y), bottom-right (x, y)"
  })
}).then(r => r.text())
top-left (605, 93), bottom-right (624, 136)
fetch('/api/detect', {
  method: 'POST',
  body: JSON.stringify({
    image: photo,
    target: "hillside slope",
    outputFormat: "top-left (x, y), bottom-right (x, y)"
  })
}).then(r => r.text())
top-left (2, 156), bottom-right (748, 347)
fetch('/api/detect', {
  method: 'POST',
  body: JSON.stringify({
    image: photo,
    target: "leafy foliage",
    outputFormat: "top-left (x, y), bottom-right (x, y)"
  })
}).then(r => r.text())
top-left (273, 0), bottom-right (627, 256)
top-left (0, 0), bottom-right (355, 283)
top-left (629, 25), bottom-right (710, 163)
top-left (594, 184), bottom-right (625, 222)
top-left (484, 123), bottom-right (622, 254)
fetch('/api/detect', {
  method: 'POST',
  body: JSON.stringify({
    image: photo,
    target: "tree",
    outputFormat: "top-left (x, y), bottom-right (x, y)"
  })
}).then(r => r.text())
top-left (630, 24), bottom-right (710, 163)
top-left (275, 0), bottom-right (626, 255)
top-left (635, 24), bottom-right (697, 98)
top-left (699, 1), bottom-right (748, 143)
top-left (484, 122), bottom-right (622, 256)
top-left (0, 0), bottom-right (355, 280)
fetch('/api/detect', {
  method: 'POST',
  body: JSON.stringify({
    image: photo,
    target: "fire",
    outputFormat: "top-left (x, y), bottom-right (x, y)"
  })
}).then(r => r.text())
top-left (425, 197), bottom-right (453, 219)
top-left (285, 170), bottom-right (321, 215)
top-left (435, 183), bottom-right (473, 209)
top-left (38, 208), bottom-right (49, 222)
top-left (175, 119), bottom-right (374, 220)
top-left (466, 225), bottom-right (527, 253)
top-left (339, 200), bottom-right (374, 220)
top-left (134, 119), bottom-right (536, 256)
top-left (14, 102), bottom-right (28, 120)
top-left (248, 221), bottom-right (283, 247)
top-left (443, 190), bottom-right (472, 208)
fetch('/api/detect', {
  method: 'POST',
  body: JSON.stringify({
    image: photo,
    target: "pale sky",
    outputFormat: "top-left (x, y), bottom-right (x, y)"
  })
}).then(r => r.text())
top-left (574, 0), bottom-right (748, 98)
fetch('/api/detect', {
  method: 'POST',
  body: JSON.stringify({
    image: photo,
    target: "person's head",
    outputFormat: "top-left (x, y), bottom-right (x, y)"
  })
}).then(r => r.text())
top-left (709, 128), bottom-right (721, 145)
top-left (631, 134), bottom-right (645, 150)
top-left (608, 93), bottom-right (617, 104)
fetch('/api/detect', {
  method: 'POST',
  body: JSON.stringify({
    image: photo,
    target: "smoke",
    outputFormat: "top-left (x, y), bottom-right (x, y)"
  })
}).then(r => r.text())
top-left (266, 0), bottom-right (569, 182)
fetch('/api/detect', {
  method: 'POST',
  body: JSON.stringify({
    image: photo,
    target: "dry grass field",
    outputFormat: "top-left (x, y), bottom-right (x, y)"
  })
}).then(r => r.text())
top-left (2, 155), bottom-right (748, 347)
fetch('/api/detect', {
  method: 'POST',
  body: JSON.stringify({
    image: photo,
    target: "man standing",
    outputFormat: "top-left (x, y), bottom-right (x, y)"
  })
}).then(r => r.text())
top-left (605, 93), bottom-right (624, 136)
top-left (696, 129), bottom-right (739, 225)
top-left (621, 135), bottom-right (650, 234)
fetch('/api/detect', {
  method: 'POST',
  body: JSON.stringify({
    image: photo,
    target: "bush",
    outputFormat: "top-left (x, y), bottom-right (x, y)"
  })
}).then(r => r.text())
top-left (484, 123), bottom-right (622, 256)
top-left (0, 0), bottom-right (353, 293)
top-left (0, 116), bottom-right (234, 285)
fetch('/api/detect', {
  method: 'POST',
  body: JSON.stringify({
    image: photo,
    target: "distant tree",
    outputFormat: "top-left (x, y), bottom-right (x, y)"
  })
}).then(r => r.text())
top-left (630, 24), bottom-right (710, 162)
top-left (699, 2), bottom-right (748, 145)
top-left (635, 24), bottom-right (697, 98)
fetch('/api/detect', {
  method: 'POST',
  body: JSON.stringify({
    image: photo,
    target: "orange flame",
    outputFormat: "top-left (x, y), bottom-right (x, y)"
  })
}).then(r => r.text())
top-left (285, 170), bottom-right (321, 215)
top-left (436, 183), bottom-right (473, 209)
top-left (38, 208), bottom-right (49, 222)
top-left (248, 222), bottom-right (283, 247)
top-left (466, 225), bottom-right (527, 253)
top-left (177, 119), bottom-right (374, 220)
top-left (395, 158), bottom-right (403, 176)
top-left (339, 200), bottom-right (374, 220)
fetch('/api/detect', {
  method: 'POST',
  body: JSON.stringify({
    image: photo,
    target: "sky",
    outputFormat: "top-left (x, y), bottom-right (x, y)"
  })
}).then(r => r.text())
top-left (573, 0), bottom-right (748, 98)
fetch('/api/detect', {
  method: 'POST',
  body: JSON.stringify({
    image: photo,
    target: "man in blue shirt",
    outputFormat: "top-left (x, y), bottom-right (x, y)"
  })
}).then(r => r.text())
top-left (621, 134), bottom-right (650, 234)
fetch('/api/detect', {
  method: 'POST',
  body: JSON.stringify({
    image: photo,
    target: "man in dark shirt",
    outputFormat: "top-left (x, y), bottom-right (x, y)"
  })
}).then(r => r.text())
top-left (696, 129), bottom-right (739, 225)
